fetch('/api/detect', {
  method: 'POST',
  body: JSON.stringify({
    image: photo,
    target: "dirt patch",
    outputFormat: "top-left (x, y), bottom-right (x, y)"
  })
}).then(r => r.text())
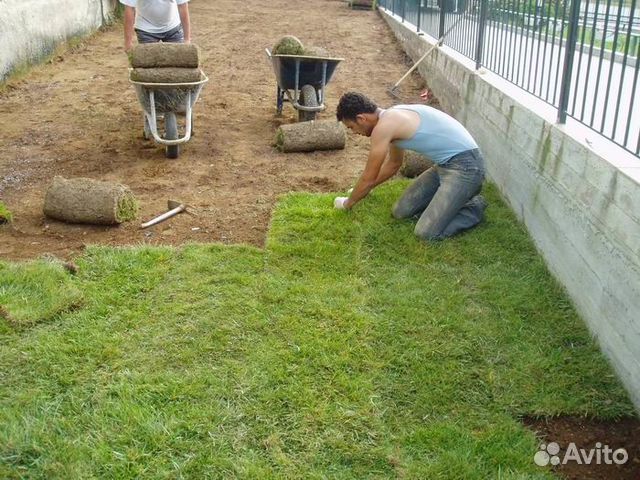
top-left (0, 0), bottom-right (426, 261)
top-left (523, 416), bottom-right (640, 480)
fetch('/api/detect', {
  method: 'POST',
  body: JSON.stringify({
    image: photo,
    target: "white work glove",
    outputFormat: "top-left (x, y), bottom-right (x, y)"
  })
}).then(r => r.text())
top-left (334, 197), bottom-right (349, 210)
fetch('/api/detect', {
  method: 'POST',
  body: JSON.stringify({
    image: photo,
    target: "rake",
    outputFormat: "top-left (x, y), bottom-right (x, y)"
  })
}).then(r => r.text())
top-left (387, 12), bottom-right (470, 99)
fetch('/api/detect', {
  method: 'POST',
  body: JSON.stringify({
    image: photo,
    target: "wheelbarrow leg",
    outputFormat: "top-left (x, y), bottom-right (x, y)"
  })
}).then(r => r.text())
top-left (319, 61), bottom-right (328, 105)
top-left (143, 114), bottom-right (151, 140)
top-left (277, 86), bottom-right (284, 115)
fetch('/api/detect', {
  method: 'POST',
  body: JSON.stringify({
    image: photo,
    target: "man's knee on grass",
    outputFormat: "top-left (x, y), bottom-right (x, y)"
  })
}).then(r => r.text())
top-left (414, 219), bottom-right (443, 242)
top-left (392, 200), bottom-right (415, 220)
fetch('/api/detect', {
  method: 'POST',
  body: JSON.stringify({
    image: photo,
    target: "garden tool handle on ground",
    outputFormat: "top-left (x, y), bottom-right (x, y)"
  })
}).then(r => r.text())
top-left (140, 204), bottom-right (186, 229)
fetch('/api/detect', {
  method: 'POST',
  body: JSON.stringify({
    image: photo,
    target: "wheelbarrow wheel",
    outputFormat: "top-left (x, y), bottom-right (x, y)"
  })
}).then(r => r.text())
top-left (298, 84), bottom-right (318, 122)
top-left (164, 112), bottom-right (180, 159)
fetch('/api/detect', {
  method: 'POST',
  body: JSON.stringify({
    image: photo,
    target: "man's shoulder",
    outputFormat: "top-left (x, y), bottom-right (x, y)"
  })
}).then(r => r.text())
top-left (371, 113), bottom-right (403, 141)
top-left (380, 106), bottom-right (422, 127)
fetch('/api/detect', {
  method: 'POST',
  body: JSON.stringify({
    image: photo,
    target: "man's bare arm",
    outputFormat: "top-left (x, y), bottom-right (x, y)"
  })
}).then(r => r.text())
top-left (178, 3), bottom-right (191, 43)
top-left (124, 6), bottom-right (135, 52)
top-left (373, 144), bottom-right (403, 186)
top-left (344, 123), bottom-right (394, 209)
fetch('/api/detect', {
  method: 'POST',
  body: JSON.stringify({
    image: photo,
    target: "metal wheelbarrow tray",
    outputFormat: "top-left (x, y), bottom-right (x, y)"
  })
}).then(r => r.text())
top-left (265, 50), bottom-right (343, 121)
top-left (129, 70), bottom-right (209, 159)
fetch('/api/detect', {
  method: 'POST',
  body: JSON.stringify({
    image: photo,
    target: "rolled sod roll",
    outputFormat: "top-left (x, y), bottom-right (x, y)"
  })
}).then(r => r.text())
top-left (44, 176), bottom-right (138, 225)
top-left (130, 43), bottom-right (200, 68)
top-left (272, 35), bottom-right (304, 55)
top-left (304, 46), bottom-right (330, 57)
top-left (275, 120), bottom-right (346, 153)
top-left (130, 67), bottom-right (202, 83)
top-left (351, 0), bottom-right (375, 7)
top-left (400, 151), bottom-right (434, 178)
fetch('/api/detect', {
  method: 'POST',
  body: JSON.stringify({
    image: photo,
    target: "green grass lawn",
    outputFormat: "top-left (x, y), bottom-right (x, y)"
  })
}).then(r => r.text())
top-left (0, 182), bottom-right (634, 479)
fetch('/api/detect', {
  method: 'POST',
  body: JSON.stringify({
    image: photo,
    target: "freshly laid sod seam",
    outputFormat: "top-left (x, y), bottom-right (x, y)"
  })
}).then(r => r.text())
top-left (0, 182), bottom-right (634, 479)
top-left (0, 259), bottom-right (83, 330)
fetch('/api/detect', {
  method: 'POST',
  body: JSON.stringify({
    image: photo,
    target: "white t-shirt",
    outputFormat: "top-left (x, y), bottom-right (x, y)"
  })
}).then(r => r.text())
top-left (119, 0), bottom-right (189, 34)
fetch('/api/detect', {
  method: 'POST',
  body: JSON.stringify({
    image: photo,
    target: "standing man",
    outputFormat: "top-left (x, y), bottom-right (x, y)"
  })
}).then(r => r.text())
top-left (120, 0), bottom-right (191, 52)
top-left (334, 92), bottom-right (487, 241)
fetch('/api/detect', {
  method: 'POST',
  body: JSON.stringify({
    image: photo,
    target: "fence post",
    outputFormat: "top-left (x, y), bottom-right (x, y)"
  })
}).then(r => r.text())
top-left (557, 0), bottom-right (581, 123)
top-left (474, 0), bottom-right (489, 69)
top-left (402, 0), bottom-right (406, 22)
top-left (439, 0), bottom-right (446, 38)
top-left (417, 0), bottom-right (422, 32)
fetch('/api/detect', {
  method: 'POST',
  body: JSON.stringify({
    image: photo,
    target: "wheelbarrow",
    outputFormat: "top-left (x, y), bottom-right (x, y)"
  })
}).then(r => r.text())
top-left (265, 49), bottom-right (343, 122)
top-left (129, 71), bottom-right (208, 159)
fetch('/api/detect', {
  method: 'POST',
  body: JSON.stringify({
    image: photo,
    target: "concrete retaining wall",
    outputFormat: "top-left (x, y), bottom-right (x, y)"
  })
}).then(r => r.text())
top-left (380, 8), bottom-right (640, 410)
top-left (0, 0), bottom-right (119, 82)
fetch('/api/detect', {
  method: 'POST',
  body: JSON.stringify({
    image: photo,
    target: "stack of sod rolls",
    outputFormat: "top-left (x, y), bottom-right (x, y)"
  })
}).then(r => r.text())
top-left (130, 43), bottom-right (202, 83)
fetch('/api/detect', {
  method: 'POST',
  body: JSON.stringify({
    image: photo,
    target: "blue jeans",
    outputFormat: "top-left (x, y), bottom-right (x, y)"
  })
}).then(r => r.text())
top-left (392, 149), bottom-right (486, 240)
top-left (135, 25), bottom-right (184, 44)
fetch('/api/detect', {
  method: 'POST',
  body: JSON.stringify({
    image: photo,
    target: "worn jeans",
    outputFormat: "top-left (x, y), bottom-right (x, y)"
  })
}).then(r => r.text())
top-left (392, 149), bottom-right (486, 240)
top-left (135, 25), bottom-right (184, 44)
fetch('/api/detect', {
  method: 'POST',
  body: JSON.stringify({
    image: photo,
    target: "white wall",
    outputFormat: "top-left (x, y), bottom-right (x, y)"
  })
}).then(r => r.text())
top-left (0, 0), bottom-right (118, 81)
top-left (380, 8), bottom-right (640, 411)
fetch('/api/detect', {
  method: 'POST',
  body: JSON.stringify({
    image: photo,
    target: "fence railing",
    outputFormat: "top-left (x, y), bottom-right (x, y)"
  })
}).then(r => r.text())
top-left (379, 0), bottom-right (640, 157)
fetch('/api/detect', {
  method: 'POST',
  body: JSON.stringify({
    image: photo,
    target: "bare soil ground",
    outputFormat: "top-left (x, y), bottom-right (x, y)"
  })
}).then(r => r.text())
top-left (523, 416), bottom-right (640, 480)
top-left (0, 0), bottom-right (425, 260)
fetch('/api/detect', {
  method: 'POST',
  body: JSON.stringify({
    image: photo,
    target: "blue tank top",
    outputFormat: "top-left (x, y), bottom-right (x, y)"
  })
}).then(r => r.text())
top-left (389, 105), bottom-right (478, 165)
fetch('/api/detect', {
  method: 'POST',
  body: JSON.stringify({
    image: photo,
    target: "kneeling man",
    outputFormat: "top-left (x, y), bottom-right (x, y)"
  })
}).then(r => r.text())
top-left (335, 92), bottom-right (487, 241)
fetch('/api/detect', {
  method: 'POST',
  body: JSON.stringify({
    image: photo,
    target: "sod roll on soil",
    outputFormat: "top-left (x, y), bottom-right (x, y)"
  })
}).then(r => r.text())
top-left (275, 121), bottom-right (346, 153)
top-left (130, 43), bottom-right (200, 68)
top-left (351, 0), bottom-right (375, 8)
top-left (400, 151), bottom-right (434, 178)
top-left (130, 68), bottom-right (202, 83)
top-left (44, 176), bottom-right (138, 225)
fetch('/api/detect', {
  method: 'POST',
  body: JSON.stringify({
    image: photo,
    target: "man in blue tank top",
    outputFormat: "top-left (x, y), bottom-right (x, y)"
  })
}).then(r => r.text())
top-left (335, 92), bottom-right (487, 241)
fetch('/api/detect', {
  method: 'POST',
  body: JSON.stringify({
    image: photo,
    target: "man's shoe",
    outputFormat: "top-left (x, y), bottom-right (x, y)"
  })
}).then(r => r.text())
top-left (474, 194), bottom-right (487, 211)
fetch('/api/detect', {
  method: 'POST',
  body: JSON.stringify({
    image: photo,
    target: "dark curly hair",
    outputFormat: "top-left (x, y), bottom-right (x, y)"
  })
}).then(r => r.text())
top-left (336, 92), bottom-right (378, 122)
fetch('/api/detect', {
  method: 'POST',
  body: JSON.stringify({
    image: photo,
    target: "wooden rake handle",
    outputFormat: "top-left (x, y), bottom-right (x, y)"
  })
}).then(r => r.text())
top-left (390, 13), bottom-right (469, 91)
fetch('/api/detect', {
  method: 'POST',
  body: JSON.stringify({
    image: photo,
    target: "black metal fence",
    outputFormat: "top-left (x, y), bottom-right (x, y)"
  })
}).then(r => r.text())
top-left (379, 0), bottom-right (640, 157)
